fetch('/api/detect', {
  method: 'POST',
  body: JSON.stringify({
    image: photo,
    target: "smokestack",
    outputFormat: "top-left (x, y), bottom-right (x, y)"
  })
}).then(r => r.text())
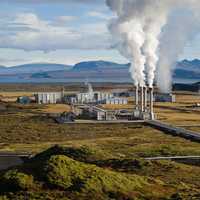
top-left (143, 86), bottom-right (147, 112)
top-left (149, 87), bottom-right (154, 120)
top-left (135, 85), bottom-right (139, 109)
top-left (140, 87), bottom-right (144, 112)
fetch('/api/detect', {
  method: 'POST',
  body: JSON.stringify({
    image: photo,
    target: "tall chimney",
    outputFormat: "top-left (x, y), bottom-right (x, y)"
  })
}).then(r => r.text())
top-left (135, 85), bottom-right (139, 109)
top-left (143, 86), bottom-right (147, 112)
top-left (149, 87), bottom-right (154, 120)
top-left (140, 87), bottom-right (144, 112)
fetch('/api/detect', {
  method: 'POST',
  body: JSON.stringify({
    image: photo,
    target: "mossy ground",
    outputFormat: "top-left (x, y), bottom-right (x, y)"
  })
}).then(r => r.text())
top-left (0, 145), bottom-right (199, 199)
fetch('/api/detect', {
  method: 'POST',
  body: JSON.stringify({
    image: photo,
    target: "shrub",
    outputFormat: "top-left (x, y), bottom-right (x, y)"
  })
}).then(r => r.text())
top-left (44, 155), bottom-right (85, 189)
top-left (32, 145), bottom-right (102, 163)
top-left (170, 193), bottom-right (183, 200)
top-left (0, 196), bottom-right (8, 200)
top-left (2, 170), bottom-right (34, 190)
top-left (44, 155), bottom-right (149, 199)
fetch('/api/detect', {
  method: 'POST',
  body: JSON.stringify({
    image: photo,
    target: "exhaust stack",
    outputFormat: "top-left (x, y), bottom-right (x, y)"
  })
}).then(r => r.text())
top-left (133, 86), bottom-right (155, 120)
top-left (135, 85), bottom-right (139, 109)
top-left (140, 87), bottom-right (144, 112)
top-left (143, 86), bottom-right (147, 112)
top-left (149, 87), bottom-right (154, 120)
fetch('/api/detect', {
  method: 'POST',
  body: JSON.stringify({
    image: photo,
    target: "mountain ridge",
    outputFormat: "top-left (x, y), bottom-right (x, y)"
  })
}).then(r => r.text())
top-left (0, 59), bottom-right (199, 82)
top-left (0, 63), bottom-right (72, 75)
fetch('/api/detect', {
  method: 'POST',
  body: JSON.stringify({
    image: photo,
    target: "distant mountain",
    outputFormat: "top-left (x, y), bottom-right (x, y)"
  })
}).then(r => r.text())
top-left (176, 59), bottom-right (200, 73)
top-left (72, 60), bottom-right (129, 71)
top-left (30, 72), bottom-right (51, 79)
top-left (173, 59), bottom-right (200, 79)
top-left (174, 69), bottom-right (200, 79)
top-left (0, 59), bottom-right (200, 83)
top-left (0, 63), bottom-right (72, 75)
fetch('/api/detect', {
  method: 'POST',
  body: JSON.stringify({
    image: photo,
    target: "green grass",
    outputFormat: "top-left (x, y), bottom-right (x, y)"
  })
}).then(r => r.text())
top-left (0, 103), bottom-right (200, 199)
top-left (0, 145), bottom-right (200, 199)
top-left (0, 107), bottom-right (200, 157)
top-left (0, 146), bottom-right (179, 200)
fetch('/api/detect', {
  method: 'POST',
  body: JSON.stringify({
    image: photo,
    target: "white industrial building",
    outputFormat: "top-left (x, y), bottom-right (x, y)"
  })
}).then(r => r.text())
top-left (79, 106), bottom-right (133, 121)
top-left (35, 92), bottom-right (63, 104)
top-left (154, 93), bottom-right (176, 103)
top-left (101, 97), bottom-right (128, 105)
top-left (82, 106), bottom-right (117, 121)
top-left (69, 92), bottom-right (114, 104)
top-left (66, 92), bottom-right (128, 105)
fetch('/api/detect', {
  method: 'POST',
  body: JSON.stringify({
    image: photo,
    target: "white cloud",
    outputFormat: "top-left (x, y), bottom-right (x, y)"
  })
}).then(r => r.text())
top-left (56, 16), bottom-right (77, 24)
top-left (0, 13), bottom-right (111, 52)
top-left (87, 11), bottom-right (109, 20)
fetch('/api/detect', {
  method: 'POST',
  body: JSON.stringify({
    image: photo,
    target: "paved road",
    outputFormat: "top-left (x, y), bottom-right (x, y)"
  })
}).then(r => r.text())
top-left (0, 156), bottom-right (25, 170)
top-left (0, 153), bottom-right (31, 157)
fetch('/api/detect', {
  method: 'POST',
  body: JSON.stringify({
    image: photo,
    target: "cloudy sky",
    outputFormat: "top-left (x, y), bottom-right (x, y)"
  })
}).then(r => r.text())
top-left (0, 0), bottom-right (199, 67)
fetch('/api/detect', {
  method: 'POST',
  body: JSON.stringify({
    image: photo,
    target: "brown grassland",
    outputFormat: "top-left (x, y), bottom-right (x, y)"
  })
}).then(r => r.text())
top-left (0, 85), bottom-right (200, 199)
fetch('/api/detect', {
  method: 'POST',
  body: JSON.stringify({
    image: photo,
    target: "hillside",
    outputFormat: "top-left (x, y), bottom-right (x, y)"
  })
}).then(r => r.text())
top-left (72, 60), bottom-right (129, 71)
top-left (0, 59), bottom-right (199, 83)
top-left (0, 63), bottom-right (72, 75)
top-left (176, 59), bottom-right (200, 72)
top-left (0, 145), bottom-right (196, 200)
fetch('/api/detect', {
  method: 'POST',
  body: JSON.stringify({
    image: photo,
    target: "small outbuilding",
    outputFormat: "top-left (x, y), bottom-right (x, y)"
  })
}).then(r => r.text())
top-left (154, 93), bottom-right (176, 103)
top-left (17, 96), bottom-right (31, 104)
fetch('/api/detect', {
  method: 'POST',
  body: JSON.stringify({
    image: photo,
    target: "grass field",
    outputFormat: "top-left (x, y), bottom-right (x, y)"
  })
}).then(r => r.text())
top-left (0, 92), bottom-right (34, 102)
top-left (38, 104), bottom-right (71, 113)
top-left (100, 93), bottom-right (200, 130)
top-left (151, 94), bottom-right (200, 128)
top-left (0, 90), bottom-right (200, 199)
top-left (0, 112), bottom-right (200, 199)
top-left (0, 108), bottom-right (200, 198)
top-left (0, 103), bottom-right (200, 156)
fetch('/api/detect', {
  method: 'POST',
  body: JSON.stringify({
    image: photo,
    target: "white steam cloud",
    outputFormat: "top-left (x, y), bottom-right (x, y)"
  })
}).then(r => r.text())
top-left (157, 5), bottom-right (200, 92)
top-left (106, 0), bottom-right (200, 92)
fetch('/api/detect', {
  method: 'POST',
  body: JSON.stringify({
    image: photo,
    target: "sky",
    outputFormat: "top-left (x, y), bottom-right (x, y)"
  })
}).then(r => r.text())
top-left (0, 0), bottom-right (199, 67)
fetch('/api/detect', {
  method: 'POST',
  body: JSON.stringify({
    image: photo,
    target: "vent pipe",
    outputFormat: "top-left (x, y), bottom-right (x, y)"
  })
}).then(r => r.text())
top-left (149, 87), bottom-right (154, 120)
top-left (140, 87), bottom-right (144, 112)
top-left (143, 86), bottom-right (147, 112)
top-left (135, 85), bottom-right (139, 109)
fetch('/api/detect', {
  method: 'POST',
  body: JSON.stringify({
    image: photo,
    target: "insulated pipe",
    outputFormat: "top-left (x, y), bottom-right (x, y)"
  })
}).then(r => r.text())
top-left (140, 87), bottom-right (144, 112)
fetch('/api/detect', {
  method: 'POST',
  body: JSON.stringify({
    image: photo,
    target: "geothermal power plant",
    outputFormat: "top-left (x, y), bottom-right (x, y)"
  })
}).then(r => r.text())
top-left (133, 86), bottom-right (154, 120)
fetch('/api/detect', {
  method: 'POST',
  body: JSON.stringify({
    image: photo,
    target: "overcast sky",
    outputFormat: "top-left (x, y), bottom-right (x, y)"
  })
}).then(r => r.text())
top-left (0, 0), bottom-right (199, 66)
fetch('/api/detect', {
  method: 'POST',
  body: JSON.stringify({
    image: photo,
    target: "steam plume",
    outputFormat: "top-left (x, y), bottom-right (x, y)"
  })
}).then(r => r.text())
top-left (106, 0), bottom-right (200, 92)
top-left (109, 15), bottom-right (146, 87)
top-left (85, 80), bottom-right (94, 101)
top-left (106, 0), bottom-right (171, 88)
top-left (157, 4), bottom-right (200, 92)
